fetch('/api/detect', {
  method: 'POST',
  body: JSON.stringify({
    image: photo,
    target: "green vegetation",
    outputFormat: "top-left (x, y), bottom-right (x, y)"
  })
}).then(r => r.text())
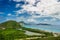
top-left (0, 20), bottom-right (60, 40)
top-left (0, 20), bottom-right (21, 29)
top-left (22, 27), bottom-right (53, 37)
top-left (0, 28), bottom-right (27, 40)
top-left (31, 36), bottom-right (60, 40)
top-left (0, 20), bottom-right (27, 40)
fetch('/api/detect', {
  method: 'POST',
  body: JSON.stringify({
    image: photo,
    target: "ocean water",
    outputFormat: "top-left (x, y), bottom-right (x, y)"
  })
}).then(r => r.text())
top-left (24, 25), bottom-right (60, 33)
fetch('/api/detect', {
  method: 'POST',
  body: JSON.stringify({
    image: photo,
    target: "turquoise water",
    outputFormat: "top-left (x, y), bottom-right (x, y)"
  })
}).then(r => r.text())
top-left (24, 25), bottom-right (60, 33)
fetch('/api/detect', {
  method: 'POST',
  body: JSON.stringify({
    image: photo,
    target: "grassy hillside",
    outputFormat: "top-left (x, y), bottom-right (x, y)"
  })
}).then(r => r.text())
top-left (0, 20), bottom-right (60, 40)
top-left (0, 20), bottom-right (22, 29)
top-left (0, 20), bottom-right (27, 40)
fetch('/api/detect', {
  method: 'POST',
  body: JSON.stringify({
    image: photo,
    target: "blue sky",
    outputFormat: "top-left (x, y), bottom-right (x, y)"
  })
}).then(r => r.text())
top-left (0, 0), bottom-right (60, 25)
top-left (0, 0), bottom-right (24, 22)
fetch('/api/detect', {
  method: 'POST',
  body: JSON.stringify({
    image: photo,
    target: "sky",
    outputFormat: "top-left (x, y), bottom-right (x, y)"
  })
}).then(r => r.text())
top-left (0, 0), bottom-right (60, 25)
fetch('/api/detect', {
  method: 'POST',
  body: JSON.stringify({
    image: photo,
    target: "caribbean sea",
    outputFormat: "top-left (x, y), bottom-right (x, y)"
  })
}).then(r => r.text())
top-left (24, 25), bottom-right (60, 33)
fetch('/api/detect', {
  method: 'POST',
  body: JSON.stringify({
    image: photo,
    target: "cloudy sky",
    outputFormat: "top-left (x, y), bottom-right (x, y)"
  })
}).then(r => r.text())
top-left (0, 0), bottom-right (60, 25)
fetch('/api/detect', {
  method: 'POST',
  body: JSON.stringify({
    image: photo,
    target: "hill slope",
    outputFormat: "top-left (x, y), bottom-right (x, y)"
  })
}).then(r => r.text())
top-left (0, 20), bottom-right (22, 29)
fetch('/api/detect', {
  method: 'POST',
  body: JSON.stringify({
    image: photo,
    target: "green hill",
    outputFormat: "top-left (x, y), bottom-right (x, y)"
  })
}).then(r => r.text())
top-left (0, 20), bottom-right (22, 29)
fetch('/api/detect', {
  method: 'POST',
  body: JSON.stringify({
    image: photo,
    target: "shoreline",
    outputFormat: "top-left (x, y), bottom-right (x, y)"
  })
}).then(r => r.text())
top-left (22, 26), bottom-right (60, 34)
top-left (23, 25), bottom-right (60, 34)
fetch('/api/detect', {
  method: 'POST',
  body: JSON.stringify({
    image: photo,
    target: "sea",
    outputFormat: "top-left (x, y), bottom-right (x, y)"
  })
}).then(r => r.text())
top-left (24, 25), bottom-right (60, 33)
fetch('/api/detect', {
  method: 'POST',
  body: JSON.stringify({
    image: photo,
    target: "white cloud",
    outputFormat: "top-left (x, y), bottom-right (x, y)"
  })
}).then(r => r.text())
top-left (6, 18), bottom-right (16, 21)
top-left (15, 0), bottom-right (60, 24)
top-left (16, 4), bottom-right (21, 8)
top-left (14, 10), bottom-right (26, 16)
top-left (27, 18), bottom-right (37, 23)
top-left (16, 16), bottom-right (26, 22)
top-left (13, 0), bottom-right (22, 2)
top-left (52, 14), bottom-right (60, 19)
top-left (7, 13), bottom-right (15, 16)
top-left (25, 0), bottom-right (36, 5)
top-left (8, 13), bottom-right (12, 16)
top-left (16, 0), bottom-right (60, 15)
top-left (20, 0), bottom-right (60, 16)
top-left (16, 16), bottom-right (37, 23)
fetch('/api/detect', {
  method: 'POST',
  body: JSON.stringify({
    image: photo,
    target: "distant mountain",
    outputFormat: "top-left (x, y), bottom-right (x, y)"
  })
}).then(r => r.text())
top-left (19, 21), bottom-right (51, 25)
top-left (0, 20), bottom-right (22, 29)
top-left (36, 23), bottom-right (51, 25)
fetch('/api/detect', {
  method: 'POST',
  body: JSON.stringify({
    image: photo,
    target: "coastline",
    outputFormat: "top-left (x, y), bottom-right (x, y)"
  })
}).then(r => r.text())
top-left (23, 25), bottom-right (60, 34)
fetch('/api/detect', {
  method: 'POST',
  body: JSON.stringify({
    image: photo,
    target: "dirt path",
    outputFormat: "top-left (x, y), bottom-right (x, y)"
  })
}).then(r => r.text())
top-left (18, 37), bottom-right (41, 40)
